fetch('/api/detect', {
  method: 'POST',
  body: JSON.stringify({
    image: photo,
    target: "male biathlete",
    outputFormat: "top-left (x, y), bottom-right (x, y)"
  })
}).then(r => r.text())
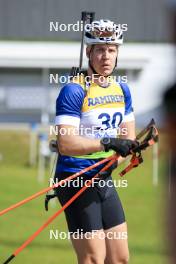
top-left (54, 19), bottom-right (137, 264)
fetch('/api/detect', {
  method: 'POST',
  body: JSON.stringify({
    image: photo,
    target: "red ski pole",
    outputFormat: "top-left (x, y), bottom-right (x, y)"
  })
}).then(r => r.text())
top-left (0, 154), bottom-right (117, 217)
top-left (2, 157), bottom-right (118, 264)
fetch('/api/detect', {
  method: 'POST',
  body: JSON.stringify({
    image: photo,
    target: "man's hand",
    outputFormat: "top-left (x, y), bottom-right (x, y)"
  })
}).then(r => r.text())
top-left (100, 138), bottom-right (139, 157)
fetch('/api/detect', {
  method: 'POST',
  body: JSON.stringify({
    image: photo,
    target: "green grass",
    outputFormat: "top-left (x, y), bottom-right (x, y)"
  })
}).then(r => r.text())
top-left (0, 131), bottom-right (169, 263)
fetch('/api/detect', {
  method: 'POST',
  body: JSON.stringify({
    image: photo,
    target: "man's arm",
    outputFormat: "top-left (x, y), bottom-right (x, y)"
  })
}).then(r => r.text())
top-left (57, 124), bottom-right (104, 156)
top-left (57, 122), bottom-right (137, 158)
top-left (55, 84), bottom-right (104, 156)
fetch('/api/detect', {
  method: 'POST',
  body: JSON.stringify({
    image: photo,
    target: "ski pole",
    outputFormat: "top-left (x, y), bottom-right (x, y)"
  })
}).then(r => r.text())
top-left (0, 154), bottom-right (117, 217)
top-left (2, 157), bottom-right (118, 264)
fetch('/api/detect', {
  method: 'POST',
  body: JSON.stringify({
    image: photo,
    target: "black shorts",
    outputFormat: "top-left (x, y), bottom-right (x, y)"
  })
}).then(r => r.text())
top-left (54, 172), bottom-right (125, 233)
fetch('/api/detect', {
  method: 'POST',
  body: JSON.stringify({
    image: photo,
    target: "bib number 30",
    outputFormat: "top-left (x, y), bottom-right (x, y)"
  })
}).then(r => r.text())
top-left (98, 112), bottom-right (123, 129)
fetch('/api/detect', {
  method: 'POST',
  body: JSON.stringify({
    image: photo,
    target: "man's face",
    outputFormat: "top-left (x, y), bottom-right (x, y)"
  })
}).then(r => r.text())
top-left (87, 44), bottom-right (118, 76)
